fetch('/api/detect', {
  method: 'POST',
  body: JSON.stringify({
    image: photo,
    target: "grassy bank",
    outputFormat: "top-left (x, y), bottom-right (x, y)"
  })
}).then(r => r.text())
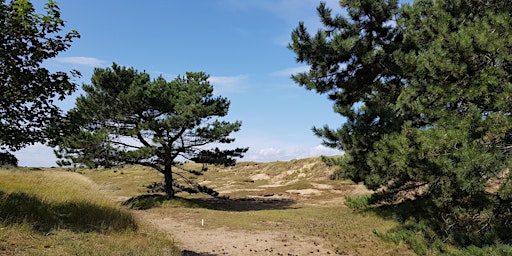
top-left (0, 167), bottom-right (180, 256)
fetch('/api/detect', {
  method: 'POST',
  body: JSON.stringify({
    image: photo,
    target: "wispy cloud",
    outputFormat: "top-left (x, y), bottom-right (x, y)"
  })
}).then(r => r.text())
top-left (271, 66), bottom-right (310, 77)
top-left (55, 57), bottom-right (106, 67)
top-left (257, 147), bottom-right (285, 158)
top-left (208, 75), bottom-right (248, 94)
top-left (224, 0), bottom-right (341, 25)
top-left (245, 144), bottom-right (341, 162)
top-left (247, 0), bottom-right (345, 47)
top-left (309, 145), bottom-right (341, 157)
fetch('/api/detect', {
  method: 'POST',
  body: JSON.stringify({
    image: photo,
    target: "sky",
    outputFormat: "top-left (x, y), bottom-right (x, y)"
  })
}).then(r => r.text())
top-left (14, 0), bottom-right (407, 167)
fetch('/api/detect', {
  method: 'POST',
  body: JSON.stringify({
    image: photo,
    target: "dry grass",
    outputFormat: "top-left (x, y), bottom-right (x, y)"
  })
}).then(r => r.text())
top-left (147, 204), bottom-right (413, 255)
top-left (79, 165), bottom-right (163, 198)
top-left (0, 167), bottom-right (180, 256)
top-left (0, 224), bottom-right (178, 256)
top-left (79, 157), bottom-right (415, 255)
top-left (0, 158), bottom-right (415, 255)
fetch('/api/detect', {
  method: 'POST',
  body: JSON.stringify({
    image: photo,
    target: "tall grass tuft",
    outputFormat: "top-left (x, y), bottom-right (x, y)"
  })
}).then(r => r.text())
top-left (344, 194), bottom-right (371, 210)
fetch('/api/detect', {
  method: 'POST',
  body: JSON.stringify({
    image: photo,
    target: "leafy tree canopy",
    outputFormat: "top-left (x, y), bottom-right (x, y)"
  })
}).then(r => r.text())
top-left (1, 0), bottom-right (80, 163)
top-left (55, 64), bottom-right (248, 199)
top-left (290, 0), bottom-right (512, 247)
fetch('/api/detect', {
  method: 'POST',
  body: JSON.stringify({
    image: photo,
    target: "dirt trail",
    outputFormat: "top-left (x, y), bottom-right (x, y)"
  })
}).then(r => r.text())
top-left (84, 172), bottom-right (337, 255)
top-left (134, 211), bottom-right (335, 256)
top-left (77, 159), bottom-right (371, 255)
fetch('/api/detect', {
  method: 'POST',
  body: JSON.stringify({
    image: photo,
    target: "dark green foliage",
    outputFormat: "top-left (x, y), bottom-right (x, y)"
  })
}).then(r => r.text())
top-left (56, 64), bottom-right (248, 199)
top-left (448, 245), bottom-right (512, 256)
top-left (291, 0), bottom-right (512, 248)
top-left (0, 0), bottom-right (80, 159)
top-left (375, 222), bottom-right (449, 255)
top-left (0, 152), bottom-right (18, 167)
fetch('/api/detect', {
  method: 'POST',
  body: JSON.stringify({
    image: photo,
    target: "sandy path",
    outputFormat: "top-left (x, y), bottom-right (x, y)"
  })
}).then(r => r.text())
top-left (80, 171), bottom-right (344, 255)
top-left (134, 211), bottom-right (335, 256)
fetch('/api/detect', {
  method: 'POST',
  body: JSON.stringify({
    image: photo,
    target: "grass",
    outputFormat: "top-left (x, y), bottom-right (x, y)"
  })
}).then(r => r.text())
top-left (16, 157), bottom-right (504, 255)
top-left (4, 157), bottom-right (509, 255)
top-left (80, 165), bottom-right (164, 200)
top-left (0, 224), bottom-right (178, 256)
top-left (80, 158), bottom-right (415, 255)
top-left (0, 167), bottom-right (180, 255)
top-left (146, 202), bottom-right (413, 255)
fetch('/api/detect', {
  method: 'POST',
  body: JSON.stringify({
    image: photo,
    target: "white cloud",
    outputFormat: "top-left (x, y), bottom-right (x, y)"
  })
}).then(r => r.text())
top-left (13, 142), bottom-right (341, 167)
top-left (55, 57), bottom-right (105, 67)
top-left (208, 75), bottom-right (248, 94)
top-left (244, 144), bottom-right (341, 162)
top-left (308, 145), bottom-right (341, 157)
top-left (258, 147), bottom-right (285, 157)
top-left (271, 66), bottom-right (310, 77)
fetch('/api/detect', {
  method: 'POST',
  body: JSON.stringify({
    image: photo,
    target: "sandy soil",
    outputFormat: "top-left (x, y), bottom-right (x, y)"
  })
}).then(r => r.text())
top-left (91, 174), bottom-right (341, 255)
top-left (95, 177), bottom-right (369, 255)
top-left (81, 159), bottom-right (373, 256)
top-left (134, 210), bottom-right (335, 256)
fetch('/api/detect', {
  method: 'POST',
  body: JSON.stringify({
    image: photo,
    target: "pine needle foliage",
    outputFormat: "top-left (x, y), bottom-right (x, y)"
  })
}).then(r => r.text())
top-left (54, 64), bottom-right (248, 199)
top-left (290, 0), bottom-right (512, 247)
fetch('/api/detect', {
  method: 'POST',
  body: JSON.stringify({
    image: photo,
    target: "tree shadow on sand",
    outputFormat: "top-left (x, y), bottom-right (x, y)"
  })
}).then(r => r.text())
top-left (122, 194), bottom-right (296, 211)
top-left (181, 250), bottom-right (217, 256)
top-left (191, 197), bottom-right (296, 211)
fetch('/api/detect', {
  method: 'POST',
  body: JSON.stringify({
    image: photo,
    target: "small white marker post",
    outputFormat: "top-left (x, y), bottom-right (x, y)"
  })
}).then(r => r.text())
top-left (201, 219), bottom-right (204, 226)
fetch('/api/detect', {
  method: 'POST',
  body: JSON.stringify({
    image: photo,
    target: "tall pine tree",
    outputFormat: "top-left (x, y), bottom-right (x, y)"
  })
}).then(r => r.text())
top-left (55, 64), bottom-right (248, 199)
top-left (290, 0), bottom-right (512, 246)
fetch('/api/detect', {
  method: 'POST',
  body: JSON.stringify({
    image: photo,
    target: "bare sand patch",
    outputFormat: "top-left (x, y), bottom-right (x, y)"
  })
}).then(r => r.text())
top-left (251, 173), bottom-right (270, 180)
top-left (311, 183), bottom-right (334, 190)
top-left (217, 188), bottom-right (264, 194)
top-left (285, 189), bottom-right (323, 196)
top-left (136, 211), bottom-right (334, 256)
top-left (258, 184), bottom-right (285, 188)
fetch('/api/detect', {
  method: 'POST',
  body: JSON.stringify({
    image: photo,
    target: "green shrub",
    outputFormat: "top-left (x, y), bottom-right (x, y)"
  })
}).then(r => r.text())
top-left (344, 194), bottom-right (371, 210)
top-left (448, 244), bottom-right (512, 256)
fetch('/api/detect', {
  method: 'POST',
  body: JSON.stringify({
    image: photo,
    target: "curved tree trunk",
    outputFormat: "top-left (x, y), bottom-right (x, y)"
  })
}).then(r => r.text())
top-left (163, 166), bottom-right (175, 199)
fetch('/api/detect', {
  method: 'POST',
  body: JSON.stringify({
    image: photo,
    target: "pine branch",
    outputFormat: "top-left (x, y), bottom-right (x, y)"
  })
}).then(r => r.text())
top-left (137, 131), bottom-right (152, 148)
top-left (109, 140), bottom-right (143, 149)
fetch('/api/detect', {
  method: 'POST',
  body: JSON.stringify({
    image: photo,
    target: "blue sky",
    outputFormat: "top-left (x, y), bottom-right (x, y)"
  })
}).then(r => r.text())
top-left (15, 0), bottom-right (405, 167)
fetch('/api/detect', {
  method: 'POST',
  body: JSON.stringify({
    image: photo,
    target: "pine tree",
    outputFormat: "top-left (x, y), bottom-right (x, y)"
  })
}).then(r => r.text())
top-left (55, 64), bottom-right (248, 199)
top-left (290, 0), bottom-right (512, 246)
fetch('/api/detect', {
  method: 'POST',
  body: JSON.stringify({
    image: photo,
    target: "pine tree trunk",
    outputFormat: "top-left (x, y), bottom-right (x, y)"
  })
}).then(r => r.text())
top-left (163, 166), bottom-right (174, 200)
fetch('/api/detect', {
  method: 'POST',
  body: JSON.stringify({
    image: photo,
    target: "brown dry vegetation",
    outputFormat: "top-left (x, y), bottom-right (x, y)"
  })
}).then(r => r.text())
top-left (0, 168), bottom-right (180, 256)
top-left (82, 157), bottom-right (415, 255)
top-left (1, 157), bottom-right (416, 255)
